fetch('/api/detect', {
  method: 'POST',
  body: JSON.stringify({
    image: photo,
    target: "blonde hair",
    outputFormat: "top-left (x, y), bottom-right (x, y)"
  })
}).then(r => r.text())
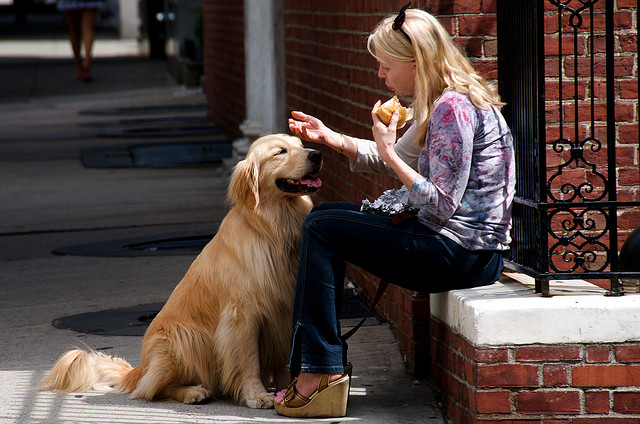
top-left (367, 9), bottom-right (503, 145)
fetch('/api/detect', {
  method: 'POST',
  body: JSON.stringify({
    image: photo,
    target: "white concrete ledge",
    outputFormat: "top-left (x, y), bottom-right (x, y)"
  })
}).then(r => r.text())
top-left (430, 272), bottom-right (640, 346)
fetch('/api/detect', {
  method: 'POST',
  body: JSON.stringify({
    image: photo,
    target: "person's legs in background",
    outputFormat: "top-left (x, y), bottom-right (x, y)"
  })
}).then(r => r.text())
top-left (63, 10), bottom-right (83, 80)
top-left (79, 8), bottom-right (98, 81)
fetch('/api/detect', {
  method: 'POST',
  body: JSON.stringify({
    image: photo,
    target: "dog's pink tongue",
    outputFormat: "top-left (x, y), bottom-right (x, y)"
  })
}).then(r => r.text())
top-left (300, 177), bottom-right (322, 188)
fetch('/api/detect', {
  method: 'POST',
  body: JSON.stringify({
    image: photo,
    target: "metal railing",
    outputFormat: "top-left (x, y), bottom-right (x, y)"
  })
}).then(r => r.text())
top-left (497, 0), bottom-right (640, 295)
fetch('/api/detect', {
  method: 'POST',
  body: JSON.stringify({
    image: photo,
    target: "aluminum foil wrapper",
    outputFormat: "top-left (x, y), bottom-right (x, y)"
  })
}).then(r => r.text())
top-left (360, 187), bottom-right (418, 216)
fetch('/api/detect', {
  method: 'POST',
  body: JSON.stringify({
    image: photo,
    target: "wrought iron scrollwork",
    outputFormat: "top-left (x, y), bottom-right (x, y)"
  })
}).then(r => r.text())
top-left (547, 207), bottom-right (610, 272)
top-left (545, 0), bottom-right (612, 274)
top-left (547, 136), bottom-right (608, 202)
top-left (548, 0), bottom-right (600, 28)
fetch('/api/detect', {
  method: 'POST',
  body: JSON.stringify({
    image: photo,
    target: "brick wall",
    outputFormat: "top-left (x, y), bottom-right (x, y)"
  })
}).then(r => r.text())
top-left (431, 318), bottom-right (640, 423)
top-left (201, 1), bottom-right (245, 140)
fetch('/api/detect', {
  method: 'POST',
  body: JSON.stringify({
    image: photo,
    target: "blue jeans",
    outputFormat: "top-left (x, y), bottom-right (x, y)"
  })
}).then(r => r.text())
top-left (285, 202), bottom-right (503, 374)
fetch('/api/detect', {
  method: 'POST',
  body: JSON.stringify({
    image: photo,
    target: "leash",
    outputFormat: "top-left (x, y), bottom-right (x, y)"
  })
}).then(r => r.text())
top-left (341, 279), bottom-right (389, 342)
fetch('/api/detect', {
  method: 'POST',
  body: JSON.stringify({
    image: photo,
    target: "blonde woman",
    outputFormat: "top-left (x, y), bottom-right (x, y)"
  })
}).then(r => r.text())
top-left (276, 4), bottom-right (516, 418)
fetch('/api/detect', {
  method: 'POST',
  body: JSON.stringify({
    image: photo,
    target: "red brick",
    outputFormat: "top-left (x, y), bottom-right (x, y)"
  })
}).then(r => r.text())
top-left (620, 80), bottom-right (639, 99)
top-left (516, 390), bottom-right (581, 414)
top-left (458, 15), bottom-right (497, 36)
top-left (544, 365), bottom-right (570, 387)
top-left (618, 169), bottom-right (640, 188)
top-left (613, 391), bottom-right (640, 413)
top-left (585, 390), bottom-right (611, 414)
top-left (573, 365), bottom-right (640, 387)
top-left (616, 345), bottom-right (640, 363)
top-left (618, 209), bottom-right (640, 230)
top-left (444, 328), bottom-right (465, 353)
top-left (516, 345), bottom-right (581, 362)
top-left (617, 146), bottom-right (639, 167)
top-left (449, 401), bottom-right (474, 424)
top-left (474, 348), bottom-right (508, 363)
top-left (455, 37), bottom-right (483, 57)
top-left (481, 39), bottom-right (497, 58)
top-left (476, 390), bottom-right (511, 414)
top-left (481, 0), bottom-right (496, 13)
top-left (476, 364), bottom-right (538, 388)
top-left (586, 346), bottom-right (611, 363)
top-left (428, 0), bottom-right (482, 15)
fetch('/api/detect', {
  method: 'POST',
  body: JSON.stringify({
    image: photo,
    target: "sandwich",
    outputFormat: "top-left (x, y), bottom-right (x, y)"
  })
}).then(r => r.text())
top-left (375, 96), bottom-right (412, 128)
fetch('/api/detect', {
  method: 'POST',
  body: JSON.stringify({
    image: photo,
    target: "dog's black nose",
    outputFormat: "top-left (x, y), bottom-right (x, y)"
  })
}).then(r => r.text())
top-left (308, 150), bottom-right (322, 163)
top-left (307, 150), bottom-right (322, 163)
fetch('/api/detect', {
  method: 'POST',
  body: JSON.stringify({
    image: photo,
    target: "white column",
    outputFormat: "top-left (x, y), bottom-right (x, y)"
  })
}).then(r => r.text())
top-left (227, 0), bottom-right (284, 166)
top-left (119, 0), bottom-right (140, 39)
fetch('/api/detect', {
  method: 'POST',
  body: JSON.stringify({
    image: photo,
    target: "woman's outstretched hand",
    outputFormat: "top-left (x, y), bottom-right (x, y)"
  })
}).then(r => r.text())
top-left (288, 111), bottom-right (334, 146)
top-left (288, 111), bottom-right (356, 159)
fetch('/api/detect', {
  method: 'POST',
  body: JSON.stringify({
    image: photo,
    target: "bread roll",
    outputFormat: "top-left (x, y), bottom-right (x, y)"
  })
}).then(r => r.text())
top-left (375, 96), bottom-right (412, 128)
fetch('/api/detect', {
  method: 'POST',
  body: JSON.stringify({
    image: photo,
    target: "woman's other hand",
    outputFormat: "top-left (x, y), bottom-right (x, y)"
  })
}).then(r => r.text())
top-left (370, 100), bottom-right (418, 189)
top-left (371, 100), bottom-right (400, 163)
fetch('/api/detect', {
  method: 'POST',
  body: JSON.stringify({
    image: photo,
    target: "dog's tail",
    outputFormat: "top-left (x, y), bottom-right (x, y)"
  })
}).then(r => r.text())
top-left (38, 349), bottom-right (136, 394)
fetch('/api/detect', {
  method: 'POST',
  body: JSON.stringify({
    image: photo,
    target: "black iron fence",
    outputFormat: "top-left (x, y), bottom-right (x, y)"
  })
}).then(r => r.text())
top-left (497, 0), bottom-right (640, 295)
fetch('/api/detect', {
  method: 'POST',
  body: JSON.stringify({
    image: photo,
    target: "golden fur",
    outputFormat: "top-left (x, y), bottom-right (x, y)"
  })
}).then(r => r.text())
top-left (39, 134), bottom-right (322, 408)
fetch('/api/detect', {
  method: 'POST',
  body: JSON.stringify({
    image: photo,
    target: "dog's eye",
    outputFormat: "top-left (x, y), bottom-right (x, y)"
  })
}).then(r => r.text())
top-left (277, 148), bottom-right (287, 155)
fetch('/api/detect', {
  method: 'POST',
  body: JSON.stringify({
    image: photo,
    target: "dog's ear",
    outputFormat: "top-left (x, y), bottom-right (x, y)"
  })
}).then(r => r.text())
top-left (228, 156), bottom-right (260, 209)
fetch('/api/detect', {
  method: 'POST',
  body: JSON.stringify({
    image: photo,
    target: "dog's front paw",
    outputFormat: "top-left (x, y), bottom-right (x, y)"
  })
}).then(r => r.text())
top-left (182, 385), bottom-right (211, 404)
top-left (245, 392), bottom-right (274, 409)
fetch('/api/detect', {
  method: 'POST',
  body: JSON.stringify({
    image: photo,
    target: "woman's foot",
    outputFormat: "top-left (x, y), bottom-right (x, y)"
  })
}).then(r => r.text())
top-left (299, 373), bottom-right (343, 398)
top-left (274, 372), bottom-right (350, 418)
top-left (275, 373), bottom-right (342, 404)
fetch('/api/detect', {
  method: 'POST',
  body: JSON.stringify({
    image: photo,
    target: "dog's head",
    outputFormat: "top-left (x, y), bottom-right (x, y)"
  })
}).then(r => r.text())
top-left (229, 134), bottom-right (323, 209)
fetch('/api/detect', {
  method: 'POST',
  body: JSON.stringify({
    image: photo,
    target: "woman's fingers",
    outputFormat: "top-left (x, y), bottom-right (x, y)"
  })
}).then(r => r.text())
top-left (290, 110), bottom-right (307, 119)
top-left (371, 100), bottom-right (382, 122)
top-left (288, 118), bottom-right (303, 136)
top-left (388, 109), bottom-right (400, 130)
top-left (291, 110), bottom-right (317, 126)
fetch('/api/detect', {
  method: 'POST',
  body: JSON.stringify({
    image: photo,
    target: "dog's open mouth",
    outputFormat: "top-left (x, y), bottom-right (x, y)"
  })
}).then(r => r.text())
top-left (276, 174), bottom-right (322, 194)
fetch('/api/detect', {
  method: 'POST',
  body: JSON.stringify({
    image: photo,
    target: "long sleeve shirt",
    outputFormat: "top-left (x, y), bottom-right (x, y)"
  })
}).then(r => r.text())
top-left (350, 90), bottom-right (516, 251)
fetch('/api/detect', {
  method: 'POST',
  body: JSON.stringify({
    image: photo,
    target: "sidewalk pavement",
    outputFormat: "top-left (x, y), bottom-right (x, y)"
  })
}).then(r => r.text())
top-left (0, 43), bottom-right (446, 424)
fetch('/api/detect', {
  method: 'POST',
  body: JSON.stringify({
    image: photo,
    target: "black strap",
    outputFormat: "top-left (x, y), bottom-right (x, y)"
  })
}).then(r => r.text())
top-left (341, 279), bottom-right (390, 342)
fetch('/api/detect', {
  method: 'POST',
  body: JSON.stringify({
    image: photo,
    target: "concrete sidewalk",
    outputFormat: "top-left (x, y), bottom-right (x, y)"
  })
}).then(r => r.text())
top-left (0, 48), bottom-right (445, 424)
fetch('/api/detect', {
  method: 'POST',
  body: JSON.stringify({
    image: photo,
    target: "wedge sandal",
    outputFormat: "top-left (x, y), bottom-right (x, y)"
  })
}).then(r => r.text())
top-left (274, 373), bottom-right (350, 418)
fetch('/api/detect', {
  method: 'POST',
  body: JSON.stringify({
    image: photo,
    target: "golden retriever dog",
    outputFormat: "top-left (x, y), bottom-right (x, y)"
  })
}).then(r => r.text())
top-left (39, 134), bottom-right (322, 408)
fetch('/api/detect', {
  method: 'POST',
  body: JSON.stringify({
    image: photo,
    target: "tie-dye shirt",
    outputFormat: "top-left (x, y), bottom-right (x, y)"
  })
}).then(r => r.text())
top-left (408, 90), bottom-right (515, 251)
top-left (351, 90), bottom-right (516, 251)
